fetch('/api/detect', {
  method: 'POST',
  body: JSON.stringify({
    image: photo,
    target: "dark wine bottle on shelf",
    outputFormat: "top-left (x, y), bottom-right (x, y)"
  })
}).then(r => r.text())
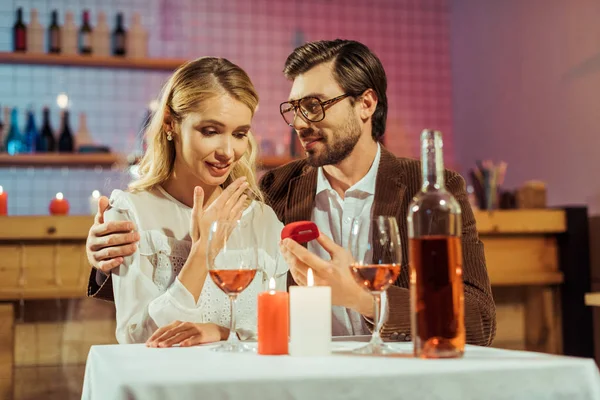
top-left (6, 108), bottom-right (23, 155)
top-left (58, 110), bottom-right (74, 152)
top-left (23, 108), bottom-right (38, 153)
top-left (36, 107), bottom-right (56, 152)
top-left (48, 10), bottom-right (61, 54)
top-left (13, 8), bottom-right (27, 52)
top-left (79, 10), bottom-right (93, 54)
top-left (112, 13), bottom-right (126, 56)
top-left (0, 105), bottom-right (5, 153)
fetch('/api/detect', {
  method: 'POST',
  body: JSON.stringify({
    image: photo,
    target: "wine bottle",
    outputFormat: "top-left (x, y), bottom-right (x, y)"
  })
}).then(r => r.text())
top-left (27, 9), bottom-right (44, 53)
top-left (23, 108), bottom-right (38, 153)
top-left (13, 8), bottom-right (27, 52)
top-left (6, 108), bottom-right (24, 155)
top-left (1, 107), bottom-right (9, 152)
top-left (79, 10), bottom-right (93, 54)
top-left (0, 106), bottom-right (5, 153)
top-left (112, 13), bottom-right (126, 56)
top-left (407, 129), bottom-right (465, 359)
top-left (75, 112), bottom-right (94, 150)
top-left (128, 13), bottom-right (148, 58)
top-left (48, 10), bottom-right (61, 54)
top-left (93, 12), bottom-right (110, 57)
top-left (58, 110), bottom-right (74, 152)
top-left (36, 107), bottom-right (56, 152)
top-left (62, 11), bottom-right (77, 55)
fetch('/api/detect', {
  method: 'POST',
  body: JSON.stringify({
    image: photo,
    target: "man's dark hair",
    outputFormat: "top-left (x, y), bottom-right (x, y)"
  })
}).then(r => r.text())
top-left (283, 39), bottom-right (388, 141)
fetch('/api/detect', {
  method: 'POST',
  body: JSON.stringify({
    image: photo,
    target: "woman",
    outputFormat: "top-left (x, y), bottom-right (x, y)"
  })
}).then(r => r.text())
top-left (106, 57), bottom-right (287, 347)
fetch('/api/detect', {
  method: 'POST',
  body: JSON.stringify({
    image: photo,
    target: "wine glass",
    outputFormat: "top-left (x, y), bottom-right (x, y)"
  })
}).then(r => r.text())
top-left (207, 219), bottom-right (258, 352)
top-left (348, 215), bottom-right (403, 355)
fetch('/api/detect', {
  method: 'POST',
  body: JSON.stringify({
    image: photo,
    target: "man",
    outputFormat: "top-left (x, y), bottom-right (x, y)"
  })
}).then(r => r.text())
top-left (86, 40), bottom-right (496, 346)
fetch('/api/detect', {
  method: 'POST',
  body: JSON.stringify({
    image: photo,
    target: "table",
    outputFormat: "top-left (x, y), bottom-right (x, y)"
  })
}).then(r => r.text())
top-left (586, 292), bottom-right (600, 307)
top-left (82, 342), bottom-right (600, 400)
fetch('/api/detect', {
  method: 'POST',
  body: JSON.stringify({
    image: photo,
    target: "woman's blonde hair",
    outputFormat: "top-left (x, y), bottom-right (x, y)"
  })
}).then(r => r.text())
top-left (129, 57), bottom-right (263, 203)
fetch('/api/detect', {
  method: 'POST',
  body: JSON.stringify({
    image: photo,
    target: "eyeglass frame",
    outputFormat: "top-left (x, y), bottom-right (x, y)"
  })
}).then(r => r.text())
top-left (279, 93), bottom-right (355, 127)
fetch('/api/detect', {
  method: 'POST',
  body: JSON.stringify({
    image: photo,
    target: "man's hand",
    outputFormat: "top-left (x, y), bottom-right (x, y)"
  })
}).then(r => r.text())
top-left (146, 321), bottom-right (228, 348)
top-left (86, 196), bottom-right (139, 274)
top-left (280, 233), bottom-right (374, 317)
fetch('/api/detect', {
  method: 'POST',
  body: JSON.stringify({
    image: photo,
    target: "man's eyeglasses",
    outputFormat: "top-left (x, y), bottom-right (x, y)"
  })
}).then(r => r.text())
top-left (279, 93), bottom-right (353, 127)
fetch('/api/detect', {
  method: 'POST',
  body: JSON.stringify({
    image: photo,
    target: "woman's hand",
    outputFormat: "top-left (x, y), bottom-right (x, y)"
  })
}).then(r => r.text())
top-left (146, 321), bottom-right (229, 348)
top-left (189, 177), bottom-right (249, 252)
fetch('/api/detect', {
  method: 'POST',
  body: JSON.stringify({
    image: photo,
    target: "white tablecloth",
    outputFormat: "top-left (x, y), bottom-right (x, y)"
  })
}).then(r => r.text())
top-left (82, 341), bottom-right (600, 400)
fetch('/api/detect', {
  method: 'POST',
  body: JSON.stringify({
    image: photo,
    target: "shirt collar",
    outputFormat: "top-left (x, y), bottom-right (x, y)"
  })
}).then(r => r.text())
top-left (315, 143), bottom-right (381, 196)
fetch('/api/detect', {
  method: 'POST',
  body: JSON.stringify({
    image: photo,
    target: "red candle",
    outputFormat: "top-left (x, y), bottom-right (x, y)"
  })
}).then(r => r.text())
top-left (49, 192), bottom-right (70, 215)
top-left (258, 278), bottom-right (289, 355)
top-left (0, 186), bottom-right (7, 216)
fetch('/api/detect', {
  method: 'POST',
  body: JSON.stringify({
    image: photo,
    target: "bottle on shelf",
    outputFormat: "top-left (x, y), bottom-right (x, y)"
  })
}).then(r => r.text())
top-left (1, 107), bottom-right (9, 152)
top-left (407, 129), bottom-right (465, 359)
top-left (48, 10), bottom-right (61, 54)
top-left (27, 9), bottom-right (44, 53)
top-left (23, 108), bottom-right (39, 153)
top-left (0, 105), bottom-right (5, 153)
top-left (112, 13), bottom-right (127, 56)
top-left (79, 10), bottom-right (93, 55)
top-left (93, 11), bottom-right (110, 57)
top-left (58, 110), bottom-right (74, 153)
top-left (62, 11), bottom-right (77, 55)
top-left (6, 108), bottom-right (24, 155)
top-left (75, 112), bottom-right (94, 150)
top-left (13, 8), bottom-right (27, 52)
top-left (36, 107), bottom-right (56, 153)
top-left (128, 13), bottom-right (148, 58)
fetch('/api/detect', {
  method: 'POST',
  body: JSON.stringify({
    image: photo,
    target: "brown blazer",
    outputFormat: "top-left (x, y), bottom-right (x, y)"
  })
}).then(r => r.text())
top-left (87, 146), bottom-right (496, 346)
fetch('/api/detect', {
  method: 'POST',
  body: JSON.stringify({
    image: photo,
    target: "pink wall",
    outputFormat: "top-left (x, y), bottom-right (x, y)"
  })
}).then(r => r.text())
top-left (0, 0), bottom-right (454, 215)
top-left (451, 0), bottom-right (600, 213)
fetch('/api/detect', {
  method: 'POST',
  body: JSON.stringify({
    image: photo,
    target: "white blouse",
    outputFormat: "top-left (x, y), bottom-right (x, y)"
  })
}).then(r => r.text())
top-left (105, 187), bottom-right (288, 344)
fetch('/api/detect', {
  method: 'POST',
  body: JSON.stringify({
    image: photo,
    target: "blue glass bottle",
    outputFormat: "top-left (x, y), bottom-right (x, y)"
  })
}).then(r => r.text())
top-left (6, 108), bottom-right (23, 155)
top-left (23, 108), bottom-right (39, 153)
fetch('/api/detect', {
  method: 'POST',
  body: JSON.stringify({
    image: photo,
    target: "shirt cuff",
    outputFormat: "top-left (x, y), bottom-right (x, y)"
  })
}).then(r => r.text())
top-left (167, 277), bottom-right (203, 309)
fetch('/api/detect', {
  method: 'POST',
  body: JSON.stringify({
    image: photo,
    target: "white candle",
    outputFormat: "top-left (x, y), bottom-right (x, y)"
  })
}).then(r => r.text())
top-left (89, 190), bottom-right (100, 215)
top-left (289, 268), bottom-right (331, 356)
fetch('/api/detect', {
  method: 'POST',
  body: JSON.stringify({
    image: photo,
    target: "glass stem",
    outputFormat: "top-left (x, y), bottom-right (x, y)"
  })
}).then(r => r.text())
top-left (370, 292), bottom-right (383, 346)
top-left (227, 295), bottom-right (239, 344)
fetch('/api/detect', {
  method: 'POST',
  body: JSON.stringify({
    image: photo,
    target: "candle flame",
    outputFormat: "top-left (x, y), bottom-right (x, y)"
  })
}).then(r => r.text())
top-left (0, 186), bottom-right (3, 194)
top-left (307, 268), bottom-right (314, 287)
top-left (56, 192), bottom-right (63, 200)
top-left (268, 277), bottom-right (276, 291)
top-left (92, 190), bottom-right (100, 199)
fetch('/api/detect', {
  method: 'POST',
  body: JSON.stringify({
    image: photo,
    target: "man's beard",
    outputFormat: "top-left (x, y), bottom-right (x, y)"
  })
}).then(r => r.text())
top-left (304, 114), bottom-right (362, 167)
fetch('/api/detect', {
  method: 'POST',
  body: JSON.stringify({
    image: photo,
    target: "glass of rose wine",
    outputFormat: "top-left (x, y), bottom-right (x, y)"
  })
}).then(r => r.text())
top-left (348, 215), bottom-right (402, 355)
top-left (207, 219), bottom-right (258, 353)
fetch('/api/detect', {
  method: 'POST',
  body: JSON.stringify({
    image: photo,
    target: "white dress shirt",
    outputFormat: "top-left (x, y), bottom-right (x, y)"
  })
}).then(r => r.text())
top-left (106, 187), bottom-right (288, 344)
top-left (308, 144), bottom-right (386, 336)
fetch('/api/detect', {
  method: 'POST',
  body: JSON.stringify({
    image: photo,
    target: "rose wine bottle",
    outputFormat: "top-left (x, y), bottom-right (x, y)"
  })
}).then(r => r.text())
top-left (407, 129), bottom-right (465, 359)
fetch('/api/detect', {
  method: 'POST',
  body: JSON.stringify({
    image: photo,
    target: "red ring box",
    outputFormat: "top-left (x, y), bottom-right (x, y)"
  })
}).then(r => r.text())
top-left (281, 221), bottom-right (319, 243)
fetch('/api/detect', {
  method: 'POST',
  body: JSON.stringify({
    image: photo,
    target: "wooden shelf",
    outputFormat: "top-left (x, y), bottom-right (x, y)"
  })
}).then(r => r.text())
top-left (474, 209), bottom-right (567, 234)
top-left (0, 153), bottom-right (295, 169)
top-left (0, 52), bottom-right (187, 71)
top-left (259, 156), bottom-right (297, 168)
top-left (585, 292), bottom-right (600, 307)
top-left (0, 153), bottom-right (124, 167)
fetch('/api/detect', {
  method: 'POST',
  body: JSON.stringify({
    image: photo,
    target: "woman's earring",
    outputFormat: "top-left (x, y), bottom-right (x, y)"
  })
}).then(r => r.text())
top-left (167, 131), bottom-right (173, 141)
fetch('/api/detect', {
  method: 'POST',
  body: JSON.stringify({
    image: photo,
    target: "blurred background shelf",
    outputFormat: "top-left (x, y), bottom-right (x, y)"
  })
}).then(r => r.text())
top-left (0, 52), bottom-right (186, 71)
top-left (0, 153), bottom-right (123, 167)
top-left (0, 154), bottom-right (297, 169)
